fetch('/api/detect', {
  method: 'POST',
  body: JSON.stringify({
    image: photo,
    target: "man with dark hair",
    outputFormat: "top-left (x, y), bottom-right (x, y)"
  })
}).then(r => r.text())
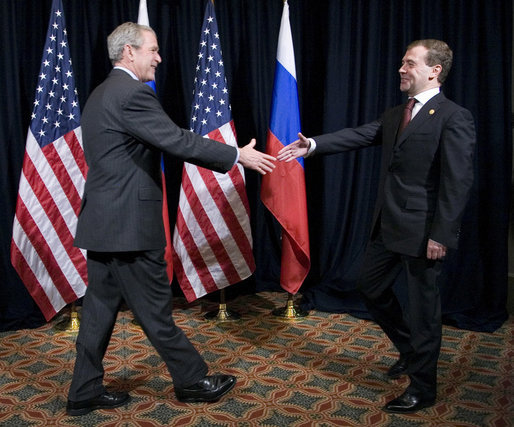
top-left (278, 39), bottom-right (475, 413)
top-left (66, 22), bottom-right (275, 416)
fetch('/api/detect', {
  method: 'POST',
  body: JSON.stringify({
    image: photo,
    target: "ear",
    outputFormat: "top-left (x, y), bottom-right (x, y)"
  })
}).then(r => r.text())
top-left (430, 64), bottom-right (442, 80)
top-left (123, 44), bottom-right (134, 61)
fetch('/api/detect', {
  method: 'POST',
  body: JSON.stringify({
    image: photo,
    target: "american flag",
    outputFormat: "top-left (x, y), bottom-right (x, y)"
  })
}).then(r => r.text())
top-left (10, 0), bottom-right (87, 321)
top-left (261, 0), bottom-right (310, 294)
top-left (172, 0), bottom-right (255, 302)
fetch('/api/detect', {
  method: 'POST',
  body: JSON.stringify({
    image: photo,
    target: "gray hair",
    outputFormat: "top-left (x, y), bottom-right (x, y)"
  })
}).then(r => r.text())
top-left (107, 22), bottom-right (155, 65)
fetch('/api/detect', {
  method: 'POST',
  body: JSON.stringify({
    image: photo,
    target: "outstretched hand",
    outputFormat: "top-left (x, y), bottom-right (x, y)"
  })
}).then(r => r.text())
top-left (277, 133), bottom-right (311, 161)
top-left (238, 139), bottom-right (276, 175)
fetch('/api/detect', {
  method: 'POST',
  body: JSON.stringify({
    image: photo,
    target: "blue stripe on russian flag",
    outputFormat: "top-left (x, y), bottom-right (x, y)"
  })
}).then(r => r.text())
top-left (269, 62), bottom-right (304, 168)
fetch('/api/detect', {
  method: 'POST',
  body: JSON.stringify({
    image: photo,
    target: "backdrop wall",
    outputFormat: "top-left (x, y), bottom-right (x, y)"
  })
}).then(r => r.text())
top-left (0, 0), bottom-right (511, 332)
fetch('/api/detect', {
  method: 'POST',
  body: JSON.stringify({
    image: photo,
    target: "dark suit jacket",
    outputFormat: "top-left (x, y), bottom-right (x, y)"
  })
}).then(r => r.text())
top-left (75, 69), bottom-right (237, 252)
top-left (314, 92), bottom-right (476, 257)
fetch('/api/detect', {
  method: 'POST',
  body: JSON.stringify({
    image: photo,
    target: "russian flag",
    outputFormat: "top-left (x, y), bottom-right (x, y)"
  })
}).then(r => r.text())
top-left (138, 0), bottom-right (173, 282)
top-left (261, 0), bottom-right (310, 295)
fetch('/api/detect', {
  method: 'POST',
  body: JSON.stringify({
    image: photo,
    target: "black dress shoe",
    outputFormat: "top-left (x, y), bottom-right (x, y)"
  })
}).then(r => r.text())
top-left (383, 392), bottom-right (435, 414)
top-left (66, 391), bottom-right (130, 416)
top-left (175, 374), bottom-right (236, 403)
top-left (387, 355), bottom-right (410, 379)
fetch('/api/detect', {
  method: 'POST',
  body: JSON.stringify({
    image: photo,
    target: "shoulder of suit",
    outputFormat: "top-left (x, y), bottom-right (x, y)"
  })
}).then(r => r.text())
top-left (107, 70), bottom-right (157, 98)
top-left (109, 69), bottom-right (141, 85)
top-left (431, 92), bottom-right (470, 113)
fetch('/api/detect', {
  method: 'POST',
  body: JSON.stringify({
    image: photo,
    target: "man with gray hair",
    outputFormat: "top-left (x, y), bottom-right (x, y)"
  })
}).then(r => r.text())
top-left (66, 22), bottom-right (275, 416)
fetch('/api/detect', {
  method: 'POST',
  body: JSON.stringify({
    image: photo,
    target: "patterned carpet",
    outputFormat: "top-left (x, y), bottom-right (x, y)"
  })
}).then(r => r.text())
top-left (0, 291), bottom-right (512, 426)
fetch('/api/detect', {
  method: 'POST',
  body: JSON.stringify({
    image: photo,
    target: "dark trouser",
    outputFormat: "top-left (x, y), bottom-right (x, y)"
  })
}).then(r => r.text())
top-left (358, 233), bottom-right (442, 400)
top-left (68, 249), bottom-right (208, 401)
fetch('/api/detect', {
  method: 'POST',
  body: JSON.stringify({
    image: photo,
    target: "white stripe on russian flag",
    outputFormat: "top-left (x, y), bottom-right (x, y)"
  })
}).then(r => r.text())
top-left (276, 1), bottom-right (296, 80)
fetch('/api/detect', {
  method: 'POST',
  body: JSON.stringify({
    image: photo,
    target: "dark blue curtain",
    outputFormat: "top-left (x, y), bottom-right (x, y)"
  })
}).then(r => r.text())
top-left (0, 0), bottom-right (511, 332)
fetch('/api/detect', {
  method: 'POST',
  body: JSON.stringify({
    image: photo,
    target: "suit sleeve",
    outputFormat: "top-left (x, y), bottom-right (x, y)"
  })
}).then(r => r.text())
top-left (122, 84), bottom-right (237, 173)
top-left (313, 120), bottom-right (382, 154)
top-left (430, 108), bottom-right (476, 248)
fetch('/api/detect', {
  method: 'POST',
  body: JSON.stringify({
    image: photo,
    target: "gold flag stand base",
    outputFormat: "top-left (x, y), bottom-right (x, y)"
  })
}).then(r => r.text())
top-left (55, 303), bottom-right (80, 333)
top-left (205, 289), bottom-right (240, 322)
top-left (272, 293), bottom-right (309, 320)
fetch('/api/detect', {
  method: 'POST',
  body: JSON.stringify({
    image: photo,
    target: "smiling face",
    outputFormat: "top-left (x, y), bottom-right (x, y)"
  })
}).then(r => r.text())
top-left (398, 45), bottom-right (442, 96)
top-left (126, 30), bottom-right (161, 82)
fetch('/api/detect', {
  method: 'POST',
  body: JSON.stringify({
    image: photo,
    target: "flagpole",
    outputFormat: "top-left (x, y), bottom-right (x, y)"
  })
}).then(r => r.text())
top-left (200, 0), bottom-right (242, 323)
top-left (204, 289), bottom-right (241, 322)
top-left (265, 0), bottom-right (309, 320)
top-left (55, 302), bottom-right (80, 333)
top-left (272, 292), bottom-right (308, 320)
top-left (173, 0), bottom-right (255, 307)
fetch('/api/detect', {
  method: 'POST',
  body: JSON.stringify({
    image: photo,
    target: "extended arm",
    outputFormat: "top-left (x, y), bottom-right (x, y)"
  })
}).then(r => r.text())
top-left (278, 120), bottom-right (382, 162)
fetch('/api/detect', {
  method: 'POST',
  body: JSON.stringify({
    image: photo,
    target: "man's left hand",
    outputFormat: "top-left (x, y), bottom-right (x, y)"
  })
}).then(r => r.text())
top-left (427, 239), bottom-right (447, 260)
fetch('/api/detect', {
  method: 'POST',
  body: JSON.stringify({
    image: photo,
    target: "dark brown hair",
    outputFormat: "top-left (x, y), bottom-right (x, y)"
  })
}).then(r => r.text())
top-left (407, 39), bottom-right (453, 83)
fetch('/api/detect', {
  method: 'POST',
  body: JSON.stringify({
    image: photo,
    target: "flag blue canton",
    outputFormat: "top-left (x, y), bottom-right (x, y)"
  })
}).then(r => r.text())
top-left (190, 2), bottom-right (231, 136)
top-left (30, 6), bottom-right (80, 148)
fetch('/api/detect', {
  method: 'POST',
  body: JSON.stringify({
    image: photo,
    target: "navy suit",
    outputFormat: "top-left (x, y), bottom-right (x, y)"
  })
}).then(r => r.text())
top-left (314, 92), bottom-right (476, 399)
top-left (69, 69), bottom-right (237, 401)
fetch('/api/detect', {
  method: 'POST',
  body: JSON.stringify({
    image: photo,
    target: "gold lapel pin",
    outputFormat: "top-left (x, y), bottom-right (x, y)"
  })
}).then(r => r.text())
top-left (429, 109), bottom-right (435, 115)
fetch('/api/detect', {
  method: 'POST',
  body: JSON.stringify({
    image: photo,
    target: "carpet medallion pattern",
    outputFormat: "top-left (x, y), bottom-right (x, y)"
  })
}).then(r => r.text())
top-left (0, 292), bottom-right (512, 426)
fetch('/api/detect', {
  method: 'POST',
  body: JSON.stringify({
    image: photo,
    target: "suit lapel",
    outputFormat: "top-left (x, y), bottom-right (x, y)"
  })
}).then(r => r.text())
top-left (395, 92), bottom-right (446, 148)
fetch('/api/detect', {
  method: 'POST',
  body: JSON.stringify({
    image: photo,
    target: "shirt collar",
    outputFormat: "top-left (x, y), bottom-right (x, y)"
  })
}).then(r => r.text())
top-left (113, 66), bottom-right (139, 81)
top-left (412, 87), bottom-right (440, 105)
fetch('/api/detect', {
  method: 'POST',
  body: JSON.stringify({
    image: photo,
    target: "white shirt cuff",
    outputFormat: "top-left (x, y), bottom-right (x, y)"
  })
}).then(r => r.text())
top-left (305, 138), bottom-right (316, 157)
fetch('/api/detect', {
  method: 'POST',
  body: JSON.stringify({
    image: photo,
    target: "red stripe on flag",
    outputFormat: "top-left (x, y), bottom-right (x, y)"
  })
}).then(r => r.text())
top-left (41, 142), bottom-right (82, 216)
top-left (181, 170), bottom-right (242, 284)
top-left (169, 243), bottom-right (195, 302)
top-left (229, 121), bottom-right (237, 138)
top-left (63, 130), bottom-right (88, 179)
top-left (22, 151), bottom-right (87, 282)
top-left (10, 240), bottom-right (57, 321)
top-left (208, 128), bottom-right (225, 144)
top-left (197, 167), bottom-right (255, 270)
top-left (161, 170), bottom-right (173, 283)
top-left (13, 195), bottom-right (78, 303)
top-left (173, 208), bottom-right (219, 299)
top-left (228, 166), bottom-right (251, 217)
top-left (261, 131), bottom-right (310, 294)
top-left (207, 127), bottom-right (252, 218)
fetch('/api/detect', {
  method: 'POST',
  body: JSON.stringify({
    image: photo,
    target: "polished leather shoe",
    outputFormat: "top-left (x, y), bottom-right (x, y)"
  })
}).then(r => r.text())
top-left (387, 355), bottom-right (410, 379)
top-left (175, 374), bottom-right (236, 403)
top-left (66, 391), bottom-right (130, 416)
top-left (383, 392), bottom-right (435, 413)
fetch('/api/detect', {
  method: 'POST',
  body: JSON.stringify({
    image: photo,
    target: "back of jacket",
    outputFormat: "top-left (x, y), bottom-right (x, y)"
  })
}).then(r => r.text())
top-left (74, 69), bottom-right (236, 252)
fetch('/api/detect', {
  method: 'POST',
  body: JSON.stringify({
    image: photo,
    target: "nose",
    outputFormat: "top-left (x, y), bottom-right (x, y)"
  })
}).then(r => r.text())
top-left (156, 53), bottom-right (162, 64)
